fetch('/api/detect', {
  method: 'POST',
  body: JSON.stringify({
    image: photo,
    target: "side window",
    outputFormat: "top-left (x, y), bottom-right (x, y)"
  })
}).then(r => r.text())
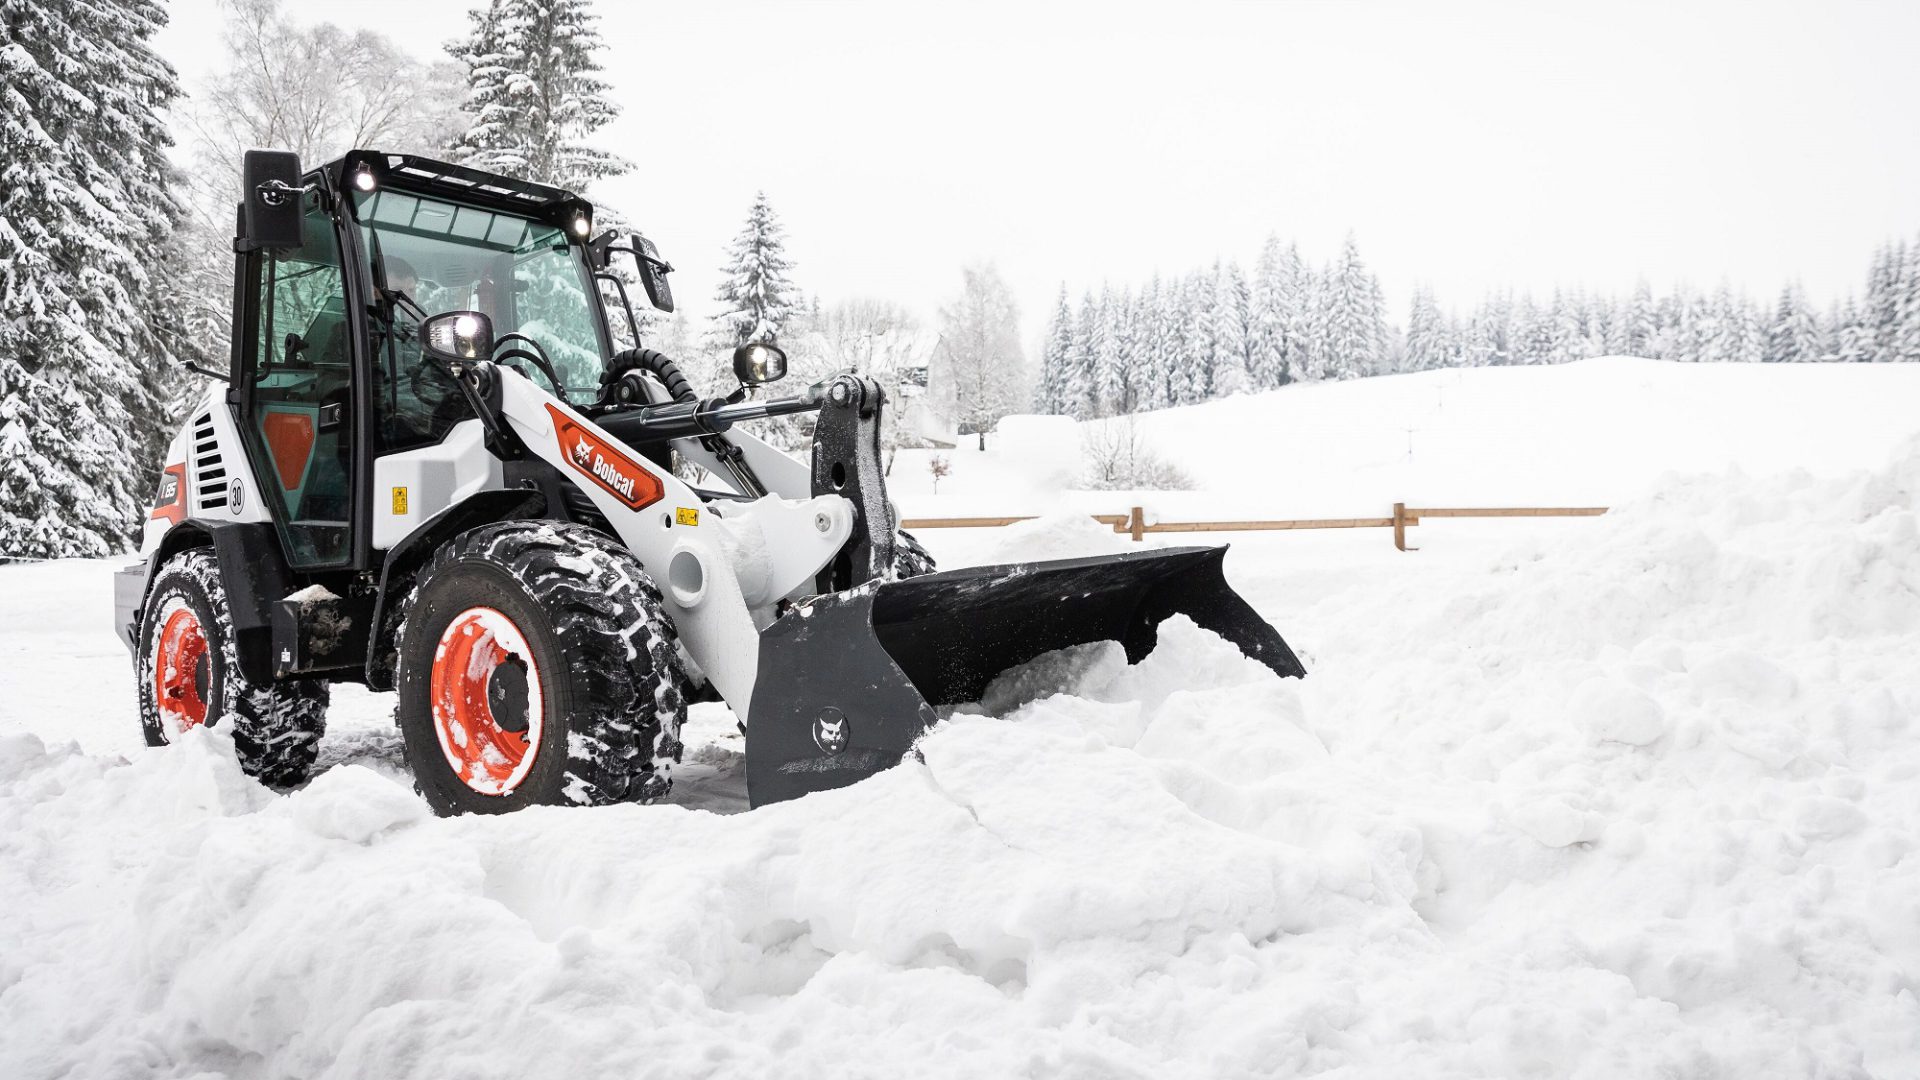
top-left (243, 196), bottom-right (353, 568)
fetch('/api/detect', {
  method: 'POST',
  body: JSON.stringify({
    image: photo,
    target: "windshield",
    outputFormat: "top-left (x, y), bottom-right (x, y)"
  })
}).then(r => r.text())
top-left (352, 189), bottom-right (607, 402)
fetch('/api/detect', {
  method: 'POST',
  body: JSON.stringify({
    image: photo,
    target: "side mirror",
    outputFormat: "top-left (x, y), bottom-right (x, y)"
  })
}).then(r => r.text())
top-left (732, 342), bottom-right (788, 386)
top-left (633, 233), bottom-right (675, 312)
top-left (420, 311), bottom-right (495, 366)
top-left (240, 149), bottom-right (304, 251)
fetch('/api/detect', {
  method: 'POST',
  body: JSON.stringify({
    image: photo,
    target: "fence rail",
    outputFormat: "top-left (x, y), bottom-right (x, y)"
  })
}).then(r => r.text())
top-left (899, 503), bottom-right (1610, 551)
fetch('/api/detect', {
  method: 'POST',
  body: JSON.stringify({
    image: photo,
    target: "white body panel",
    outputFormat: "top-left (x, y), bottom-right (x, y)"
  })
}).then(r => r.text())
top-left (371, 422), bottom-right (505, 550)
top-left (142, 388), bottom-right (270, 559)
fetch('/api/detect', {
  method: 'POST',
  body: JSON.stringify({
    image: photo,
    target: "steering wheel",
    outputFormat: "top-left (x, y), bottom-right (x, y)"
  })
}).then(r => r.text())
top-left (491, 333), bottom-right (567, 396)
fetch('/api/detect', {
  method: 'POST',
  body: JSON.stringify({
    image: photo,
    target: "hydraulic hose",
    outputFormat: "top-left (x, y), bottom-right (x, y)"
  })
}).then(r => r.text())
top-left (604, 347), bottom-right (697, 404)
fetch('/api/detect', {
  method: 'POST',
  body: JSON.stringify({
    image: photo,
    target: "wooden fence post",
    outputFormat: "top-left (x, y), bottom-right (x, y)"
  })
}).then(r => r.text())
top-left (1392, 502), bottom-right (1408, 551)
top-left (1129, 506), bottom-right (1145, 542)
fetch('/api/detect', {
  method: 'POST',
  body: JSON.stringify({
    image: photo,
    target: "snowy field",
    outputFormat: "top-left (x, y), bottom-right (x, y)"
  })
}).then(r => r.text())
top-left (3, 358), bottom-right (1920, 1077)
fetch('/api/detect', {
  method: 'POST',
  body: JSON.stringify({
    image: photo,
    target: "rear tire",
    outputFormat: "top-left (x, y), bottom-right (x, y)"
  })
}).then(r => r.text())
top-left (394, 521), bottom-right (686, 816)
top-left (136, 549), bottom-right (329, 787)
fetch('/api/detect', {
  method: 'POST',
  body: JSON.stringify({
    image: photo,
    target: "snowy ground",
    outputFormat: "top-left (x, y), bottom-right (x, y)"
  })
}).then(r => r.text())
top-left (3, 359), bottom-right (1919, 1078)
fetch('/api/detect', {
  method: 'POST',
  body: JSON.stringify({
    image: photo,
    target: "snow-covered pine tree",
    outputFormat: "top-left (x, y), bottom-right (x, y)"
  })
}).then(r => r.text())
top-left (1585, 292), bottom-right (1617, 357)
top-left (1140, 276), bottom-right (1173, 411)
top-left (1064, 291), bottom-right (1098, 418)
top-left (1626, 279), bottom-right (1657, 358)
top-left (1403, 287), bottom-right (1446, 372)
top-left (1034, 286), bottom-right (1074, 414)
top-left (1832, 297), bottom-right (1871, 363)
top-left (1898, 237), bottom-right (1920, 363)
top-left (1512, 295), bottom-right (1554, 365)
top-left (706, 192), bottom-right (800, 353)
top-left (1108, 287), bottom-right (1142, 414)
top-left (447, 0), bottom-right (628, 191)
top-left (1173, 273), bottom-right (1213, 403)
top-left (1547, 290), bottom-right (1583, 365)
top-left (1863, 242), bottom-right (1899, 362)
top-left (1209, 263), bottom-right (1252, 397)
top-left (1276, 241), bottom-right (1311, 384)
top-left (1247, 236), bottom-right (1286, 389)
top-left (1318, 233), bottom-right (1385, 379)
top-left (1734, 292), bottom-right (1767, 363)
top-left (1093, 285), bottom-right (1128, 416)
top-left (0, 0), bottom-right (183, 558)
top-left (1765, 284), bottom-right (1820, 363)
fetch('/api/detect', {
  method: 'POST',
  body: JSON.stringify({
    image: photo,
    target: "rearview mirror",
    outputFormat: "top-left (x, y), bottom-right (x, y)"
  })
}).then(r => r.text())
top-left (420, 311), bottom-right (495, 366)
top-left (633, 233), bottom-right (675, 312)
top-left (240, 149), bottom-right (304, 251)
top-left (732, 342), bottom-right (788, 386)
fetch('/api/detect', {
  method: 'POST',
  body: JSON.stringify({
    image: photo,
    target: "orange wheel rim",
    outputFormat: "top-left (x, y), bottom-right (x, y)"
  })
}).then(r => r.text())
top-left (430, 607), bottom-right (544, 795)
top-left (154, 605), bottom-right (211, 735)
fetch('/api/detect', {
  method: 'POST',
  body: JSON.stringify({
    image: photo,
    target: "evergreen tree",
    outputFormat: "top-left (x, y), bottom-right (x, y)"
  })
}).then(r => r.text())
top-left (447, 0), bottom-right (628, 191)
top-left (0, 0), bottom-right (183, 558)
top-left (1034, 286), bottom-right (1074, 414)
top-left (1108, 287), bottom-right (1141, 413)
top-left (1865, 242), bottom-right (1902, 362)
top-left (1898, 239), bottom-right (1920, 363)
top-left (1065, 291), bottom-right (1098, 418)
top-left (706, 192), bottom-right (799, 349)
top-left (1626, 279), bottom-right (1657, 357)
top-left (1209, 263), bottom-right (1252, 396)
top-left (1547, 290), bottom-right (1583, 364)
top-left (1765, 284), bottom-right (1819, 363)
top-left (1275, 241), bottom-right (1311, 383)
top-left (1318, 233), bottom-right (1385, 378)
top-left (1093, 285), bottom-right (1128, 416)
top-left (1833, 297), bottom-right (1871, 363)
top-left (1247, 236), bottom-right (1286, 388)
top-left (1172, 273), bottom-right (1212, 403)
top-left (1403, 287), bottom-right (1447, 372)
top-left (1141, 276), bottom-right (1174, 411)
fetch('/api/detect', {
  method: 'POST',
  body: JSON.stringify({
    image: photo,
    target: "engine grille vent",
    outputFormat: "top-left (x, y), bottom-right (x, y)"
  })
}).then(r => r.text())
top-left (191, 412), bottom-right (227, 512)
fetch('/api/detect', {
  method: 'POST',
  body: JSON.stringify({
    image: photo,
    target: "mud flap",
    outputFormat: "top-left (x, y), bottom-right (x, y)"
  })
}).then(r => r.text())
top-left (744, 546), bottom-right (1304, 807)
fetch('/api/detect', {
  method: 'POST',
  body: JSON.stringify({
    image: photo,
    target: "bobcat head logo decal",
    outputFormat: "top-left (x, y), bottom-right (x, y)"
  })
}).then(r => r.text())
top-left (813, 708), bottom-right (849, 755)
top-left (545, 404), bottom-right (665, 512)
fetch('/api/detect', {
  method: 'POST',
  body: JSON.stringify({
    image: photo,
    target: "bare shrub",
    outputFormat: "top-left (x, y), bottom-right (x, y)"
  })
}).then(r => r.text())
top-left (1081, 418), bottom-right (1194, 491)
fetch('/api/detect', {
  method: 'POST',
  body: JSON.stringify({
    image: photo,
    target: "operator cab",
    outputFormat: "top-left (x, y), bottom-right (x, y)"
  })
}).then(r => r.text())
top-left (231, 149), bottom-right (672, 571)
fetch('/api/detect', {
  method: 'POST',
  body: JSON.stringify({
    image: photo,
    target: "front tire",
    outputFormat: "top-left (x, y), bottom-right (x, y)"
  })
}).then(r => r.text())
top-left (136, 549), bottom-right (329, 786)
top-left (395, 521), bottom-right (686, 816)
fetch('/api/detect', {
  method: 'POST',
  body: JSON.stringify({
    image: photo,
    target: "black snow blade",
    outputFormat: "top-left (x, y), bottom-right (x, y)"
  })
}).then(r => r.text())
top-left (744, 546), bottom-right (1304, 807)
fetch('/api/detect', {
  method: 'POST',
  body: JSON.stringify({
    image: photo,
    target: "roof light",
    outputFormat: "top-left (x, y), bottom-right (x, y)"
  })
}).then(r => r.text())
top-left (570, 211), bottom-right (591, 238)
top-left (351, 162), bottom-right (378, 193)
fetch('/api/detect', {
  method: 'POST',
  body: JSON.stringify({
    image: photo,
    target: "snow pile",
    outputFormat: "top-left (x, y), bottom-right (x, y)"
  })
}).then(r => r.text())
top-left (3, 443), bottom-right (1920, 1076)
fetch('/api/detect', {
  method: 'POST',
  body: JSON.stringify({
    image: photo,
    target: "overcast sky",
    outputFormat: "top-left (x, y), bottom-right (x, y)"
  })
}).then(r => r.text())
top-left (157, 0), bottom-right (1920, 337)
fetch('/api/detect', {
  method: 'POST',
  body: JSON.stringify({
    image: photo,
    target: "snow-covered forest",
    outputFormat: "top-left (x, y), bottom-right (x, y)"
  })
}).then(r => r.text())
top-left (1032, 232), bottom-right (1920, 419)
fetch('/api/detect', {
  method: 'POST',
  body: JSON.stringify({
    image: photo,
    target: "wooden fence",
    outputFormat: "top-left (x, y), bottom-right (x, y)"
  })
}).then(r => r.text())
top-left (900, 503), bottom-right (1609, 551)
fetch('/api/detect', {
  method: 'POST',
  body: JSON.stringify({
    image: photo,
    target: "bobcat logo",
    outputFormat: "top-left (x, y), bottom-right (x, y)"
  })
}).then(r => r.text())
top-left (813, 708), bottom-right (849, 755)
top-left (546, 404), bottom-right (664, 512)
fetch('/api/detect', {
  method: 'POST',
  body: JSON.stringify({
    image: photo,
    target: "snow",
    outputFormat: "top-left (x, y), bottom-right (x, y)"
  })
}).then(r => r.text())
top-left (3, 359), bottom-right (1919, 1076)
top-left (890, 356), bottom-right (1920, 519)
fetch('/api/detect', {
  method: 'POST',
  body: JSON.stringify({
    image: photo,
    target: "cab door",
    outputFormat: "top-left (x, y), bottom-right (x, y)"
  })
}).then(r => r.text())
top-left (235, 191), bottom-right (357, 569)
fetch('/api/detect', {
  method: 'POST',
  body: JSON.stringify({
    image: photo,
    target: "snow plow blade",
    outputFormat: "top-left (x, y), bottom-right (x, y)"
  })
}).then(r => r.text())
top-left (744, 545), bottom-right (1304, 806)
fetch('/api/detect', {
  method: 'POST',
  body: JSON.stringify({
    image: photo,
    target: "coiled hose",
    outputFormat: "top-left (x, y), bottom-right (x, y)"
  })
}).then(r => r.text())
top-left (602, 348), bottom-right (697, 404)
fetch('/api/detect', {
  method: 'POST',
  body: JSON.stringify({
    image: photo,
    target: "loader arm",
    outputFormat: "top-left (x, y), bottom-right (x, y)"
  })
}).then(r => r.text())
top-left (487, 365), bottom-right (853, 716)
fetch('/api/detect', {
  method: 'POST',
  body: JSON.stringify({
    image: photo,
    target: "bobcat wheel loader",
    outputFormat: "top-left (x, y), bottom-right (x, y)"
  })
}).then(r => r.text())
top-left (114, 149), bottom-right (1305, 814)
